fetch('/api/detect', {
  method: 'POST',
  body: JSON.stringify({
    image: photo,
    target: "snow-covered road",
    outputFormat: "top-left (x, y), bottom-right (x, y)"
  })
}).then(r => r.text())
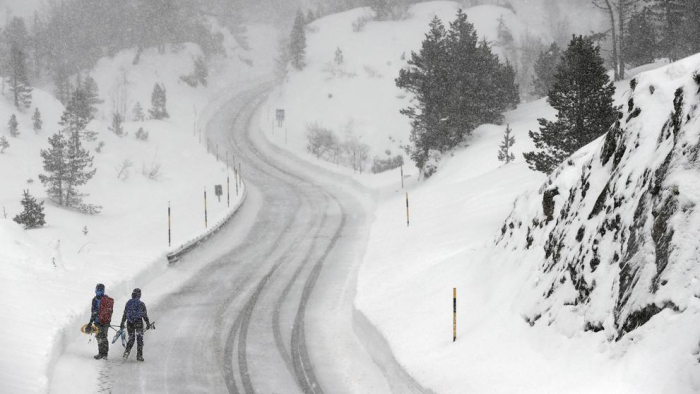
top-left (50, 84), bottom-right (405, 393)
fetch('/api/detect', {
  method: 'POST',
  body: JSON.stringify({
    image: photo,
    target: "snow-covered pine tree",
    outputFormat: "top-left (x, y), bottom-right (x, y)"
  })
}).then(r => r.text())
top-left (0, 136), bottom-right (9, 153)
top-left (8, 114), bottom-right (19, 137)
top-left (63, 127), bottom-right (97, 208)
top-left (680, 0), bottom-right (700, 55)
top-left (497, 124), bottom-right (515, 164)
top-left (108, 112), bottom-right (126, 137)
top-left (194, 56), bottom-right (208, 86)
top-left (7, 44), bottom-right (33, 109)
top-left (39, 132), bottom-right (67, 205)
top-left (83, 75), bottom-right (104, 116)
top-left (132, 102), bottom-right (145, 121)
top-left (623, 8), bottom-right (656, 67)
top-left (395, 16), bottom-right (449, 172)
top-left (335, 47), bottom-right (344, 65)
top-left (396, 10), bottom-right (519, 176)
top-left (648, 0), bottom-right (686, 61)
top-left (32, 108), bottom-right (42, 132)
top-left (60, 89), bottom-right (95, 141)
top-left (52, 66), bottom-right (72, 106)
top-left (289, 10), bottom-right (307, 70)
top-left (524, 35), bottom-right (618, 174)
top-left (532, 43), bottom-right (561, 98)
top-left (149, 83), bottom-right (169, 120)
top-left (13, 189), bottom-right (45, 229)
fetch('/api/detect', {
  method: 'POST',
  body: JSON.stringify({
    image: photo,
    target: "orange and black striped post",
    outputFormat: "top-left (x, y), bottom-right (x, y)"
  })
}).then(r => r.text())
top-left (453, 288), bottom-right (457, 342)
top-left (406, 193), bottom-right (410, 227)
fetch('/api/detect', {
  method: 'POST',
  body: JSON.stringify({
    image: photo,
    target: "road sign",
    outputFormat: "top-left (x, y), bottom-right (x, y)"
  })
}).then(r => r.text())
top-left (276, 109), bottom-right (285, 127)
top-left (215, 185), bottom-right (223, 202)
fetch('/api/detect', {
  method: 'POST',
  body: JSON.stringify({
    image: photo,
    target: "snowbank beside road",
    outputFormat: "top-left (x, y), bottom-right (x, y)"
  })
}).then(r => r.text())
top-left (0, 25), bottom-right (275, 394)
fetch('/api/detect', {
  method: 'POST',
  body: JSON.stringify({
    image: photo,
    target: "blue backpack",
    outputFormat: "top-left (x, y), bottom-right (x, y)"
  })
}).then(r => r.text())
top-left (126, 299), bottom-right (143, 323)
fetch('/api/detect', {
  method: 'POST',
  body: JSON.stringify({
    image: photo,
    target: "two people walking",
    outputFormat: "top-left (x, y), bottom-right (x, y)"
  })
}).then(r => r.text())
top-left (86, 283), bottom-right (152, 361)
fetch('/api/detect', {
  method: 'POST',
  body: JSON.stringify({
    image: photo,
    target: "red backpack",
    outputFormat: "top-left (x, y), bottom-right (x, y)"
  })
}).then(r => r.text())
top-left (98, 296), bottom-right (114, 325)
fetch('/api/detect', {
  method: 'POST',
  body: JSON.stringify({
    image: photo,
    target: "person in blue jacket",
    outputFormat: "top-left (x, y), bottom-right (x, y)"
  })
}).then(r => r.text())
top-left (120, 288), bottom-right (151, 361)
top-left (86, 283), bottom-right (110, 359)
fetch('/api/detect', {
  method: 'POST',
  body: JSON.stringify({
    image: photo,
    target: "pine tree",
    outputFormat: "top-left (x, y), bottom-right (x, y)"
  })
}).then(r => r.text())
top-left (649, 0), bottom-right (686, 61)
top-left (7, 44), bottom-right (33, 109)
top-left (52, 66), bottom-right (72, 106)
top-left (289, 10), bottom-right (307, 70)
top-left (109, 112), bottom-right (125, 137)
top-left (335, 47), bottom-right (344, 65)
top-left (396, 10), bottom-right (519, 176)
top-left (63, 128), bottom-right (97, 207)
top-left (395, 16), bottom-right (450, 171)
top-left (39, 132), bottom-right (67, 205)
top-left (0, 136), bottom-right (9, 153)
top-left (149, 83), bottom-right (169, 120)
top-left (132, 102), bottom-right (145, 121)
top-left (13, 190), bottom-right (46, 229)
top-left (532, 43), bottom-right (561, 97)
top-left (194, 56), bottom-right (208, 86)
top-left (8, 114), bottom-right (19, 137)
top-left (680, 0), bottom-right (700, 55)
top-left (497, 124), bottom-right (516, 164)
top-left (60, 89), bottom-right (95, 141)
top-left (524, 36), bottom-right (618, 174)
top-left (623, 8), bottom-right (656, 67)
top-left (83, 75), bottom-right (104, 116)
top-left (32, 108), bottom-right (43, 132)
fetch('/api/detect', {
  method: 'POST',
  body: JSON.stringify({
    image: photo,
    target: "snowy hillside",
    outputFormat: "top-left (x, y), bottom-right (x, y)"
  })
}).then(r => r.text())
top-left (0, 26), bottom-right (275, 394)
top-left (264, 1), bottom-right (546, 184)
top-left (354, 56), bottom-right (700, 393)
top-left (497, 56), bottom-right (700, 340)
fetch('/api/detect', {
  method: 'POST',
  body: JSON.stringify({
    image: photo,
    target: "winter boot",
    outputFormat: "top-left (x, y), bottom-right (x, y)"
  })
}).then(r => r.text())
top-left (94, 353), bottom-right (107, 360)
top-left (123, 350), bottom-right (130, 360)
top-left (136, 345), bottom-right (144, 362)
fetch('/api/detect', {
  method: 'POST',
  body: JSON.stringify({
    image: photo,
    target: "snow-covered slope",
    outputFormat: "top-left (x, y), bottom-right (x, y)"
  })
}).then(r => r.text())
top-left (354, 56), bottom-right (700, 393)
top-left (264, 1), bottom-right (545, 186)
top-left (0, 25), bottom-right (275, 394)
top-left (497, 55), bottom-right (700, 339)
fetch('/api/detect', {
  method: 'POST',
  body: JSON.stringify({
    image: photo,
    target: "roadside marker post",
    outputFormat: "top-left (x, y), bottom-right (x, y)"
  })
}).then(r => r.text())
top-left (168, 202), bottom-right (171, 247)
top-left (204, 188), bottom-right (208, 228)
top-left (453, 288), bottom-right (457, 342)
top-left (406, 193), bottom-right (410, 227)
top-left (400, 165), bottom-right (404, 189)
top-left (227, 176), bottom-right (230, 207)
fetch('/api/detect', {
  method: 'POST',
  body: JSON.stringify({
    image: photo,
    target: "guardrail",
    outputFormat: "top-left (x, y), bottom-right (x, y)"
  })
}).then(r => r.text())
top-left (166, 180), bottom-right (247, 264)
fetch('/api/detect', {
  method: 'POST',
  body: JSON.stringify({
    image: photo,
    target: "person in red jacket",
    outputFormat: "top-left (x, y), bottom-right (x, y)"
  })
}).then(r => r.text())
top-left (120, 288), bottom-right (151, 361)
top-left (86, 283), bottom-right (112, 360)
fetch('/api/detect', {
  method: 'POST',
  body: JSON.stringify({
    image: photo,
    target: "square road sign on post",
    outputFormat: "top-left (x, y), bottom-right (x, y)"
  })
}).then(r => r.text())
top-left (276, 109), bottom-right (285, 127)
top-left (215, 184), bottom-right (223, 202)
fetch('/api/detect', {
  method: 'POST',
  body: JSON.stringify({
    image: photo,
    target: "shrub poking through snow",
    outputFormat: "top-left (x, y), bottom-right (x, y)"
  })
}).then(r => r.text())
top-left (135, 127), bottom-right (149, 141)
top-left (115, 159), bottom-right (134, 180)
top-left (352, 15), bottom-right (370, 32)
top-left (371, 154), bottom-right (404, 173)
top-left (32, 108), bottom-right (42, 132)
top-left (109, 112), bottom-right (126, 137)
top-left (8, 114), bottom-right (19, 137)
top-left (13, 190), bottom-right (45, 229)
top-left (334, 47), bottom-right (344, 65)
top-left (306, 123), bottom-right (338, 160)
top-left (149, 83), bottom-right (169, 120)
top-left (497, 124), bottom-right (516, 164)
top-left (0, 136), bottom-right (9, 153)
top-left (142, 162), bottom-right (163, 181)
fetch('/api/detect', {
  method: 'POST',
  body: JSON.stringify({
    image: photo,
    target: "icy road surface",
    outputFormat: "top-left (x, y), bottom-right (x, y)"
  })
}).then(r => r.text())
top-left (50, 84), bottom-right (402, 393)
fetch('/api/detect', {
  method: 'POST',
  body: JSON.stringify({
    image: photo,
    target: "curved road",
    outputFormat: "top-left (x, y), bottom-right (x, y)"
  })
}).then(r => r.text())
top-left (89, 84), bottom-right (393, 393)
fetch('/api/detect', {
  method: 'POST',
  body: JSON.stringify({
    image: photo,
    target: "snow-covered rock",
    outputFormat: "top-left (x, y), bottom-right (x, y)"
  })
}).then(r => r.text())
top-left (497, 54), bottom-right (700, 340)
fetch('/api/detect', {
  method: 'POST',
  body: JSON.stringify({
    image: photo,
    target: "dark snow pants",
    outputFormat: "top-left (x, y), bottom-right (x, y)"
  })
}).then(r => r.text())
top-left (125, 322), bottom-right (144, 353)
top-left (96, 323), bottom-right (110, 356)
